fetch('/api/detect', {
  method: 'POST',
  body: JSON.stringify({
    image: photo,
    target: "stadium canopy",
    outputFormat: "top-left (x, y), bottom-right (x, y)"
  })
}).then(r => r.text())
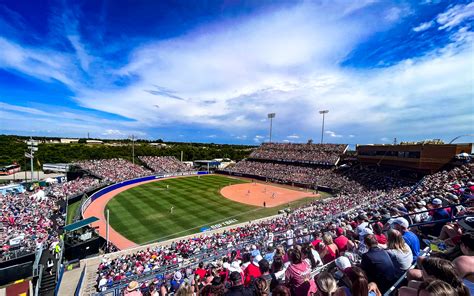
top-left (63, 216), bottom-right (99, 232)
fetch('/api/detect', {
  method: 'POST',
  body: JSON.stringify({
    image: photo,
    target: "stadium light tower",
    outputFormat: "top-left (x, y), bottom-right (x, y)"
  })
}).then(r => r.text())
top-left (319, 110), bottom-right (329, 144)
top-left (26, 137), bottom-right (38, 181)
top-left (268, 113), bottom-right (276, 143)
top-left (129, 135), bottom-right (136, 165)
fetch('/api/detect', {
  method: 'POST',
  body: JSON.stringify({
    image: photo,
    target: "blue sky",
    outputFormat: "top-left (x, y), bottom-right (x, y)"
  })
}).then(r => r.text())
top-left (0, 0), bottom-right (472, 144)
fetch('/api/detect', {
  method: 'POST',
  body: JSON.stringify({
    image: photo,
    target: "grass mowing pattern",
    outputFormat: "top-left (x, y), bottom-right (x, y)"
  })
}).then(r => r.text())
top-left (106, 175), bottom-right (324, 244)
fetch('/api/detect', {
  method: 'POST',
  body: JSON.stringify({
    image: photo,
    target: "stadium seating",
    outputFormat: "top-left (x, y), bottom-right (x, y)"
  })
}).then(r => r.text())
top-left (249, 143), bottom-right (347, 165)
top-left (75, 158), bottom-right (152, 183)
top-left (139, 156), bottom-right (191, 174)
top-left (226, 160), bottom-right (414, 194)
top-left (92, 163), bottom-right (473, 295)
top-left (0, 175), bottom-right (107, 262)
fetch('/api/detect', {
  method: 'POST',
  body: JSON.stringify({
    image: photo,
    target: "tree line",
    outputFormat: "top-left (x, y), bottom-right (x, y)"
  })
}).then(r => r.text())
top-left (0, 135), bottom-right (254, 169)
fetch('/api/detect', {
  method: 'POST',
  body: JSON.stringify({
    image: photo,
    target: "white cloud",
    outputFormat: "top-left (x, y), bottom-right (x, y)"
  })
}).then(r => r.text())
top-left (437, 3), bottom-right (474, 30)
top-left (254, 135), bottom-right (265, 143)
top-left (287, 134), bottom-right (300, 139)
top-left (102, 129), bottom-right (125, 136)
top-left (325, 130), bottom-right (343, 138)
top-left (68, 35), bottom-right (92, 71)
top-left (0, 37), bottom-right (77, 87)
top-left (207, 134), bottom-right (217, 138)
top-left (349, 135), bottom-right (355, 138)
top-left (413, 21), bottom-right (433, 32)
top-left (0, 1), bottom-right (472, 144)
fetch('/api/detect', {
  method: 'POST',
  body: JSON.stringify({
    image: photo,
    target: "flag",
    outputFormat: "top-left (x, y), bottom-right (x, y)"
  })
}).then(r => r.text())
top-left (36, 158), bottom-right (41, 167)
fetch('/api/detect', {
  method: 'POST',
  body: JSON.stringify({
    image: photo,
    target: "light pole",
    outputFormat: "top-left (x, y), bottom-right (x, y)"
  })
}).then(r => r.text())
top-left (129, 135), bottom-right (136, 165)
top-left (268, 113), bottom-right (276, 143)
top-left (26, 137), bottom-right (38, 181)
top-left (319, 110), bottom-right (329, 144)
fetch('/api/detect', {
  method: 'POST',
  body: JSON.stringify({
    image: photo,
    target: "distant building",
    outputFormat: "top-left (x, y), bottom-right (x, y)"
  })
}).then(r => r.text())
top-left (194, 159), bottom-right (235, 170)
top-left (43, 163), bottom-right (71, 173)
top-left (86, 140), bottom-right (103, 145)
top-left (150, 143), bottom-right (167, 147)
top-left (60, 138), bottom-right (79, 144)
top-left (357, 142), bottom-right (472, 174)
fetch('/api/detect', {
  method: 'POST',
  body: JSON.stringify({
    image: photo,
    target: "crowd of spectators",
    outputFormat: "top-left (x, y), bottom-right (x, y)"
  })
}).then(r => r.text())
top-left (0, 173), bottom-right (109, 262)
top-left (95, 163), bottom-right (473, 296)
top-left (0, 188), bottom-right (65, 262)
top-left (76, 158), bottom-right (152, 183)
top-left (225, 161), bottom-right (413, 195)
top-left (48, 177), bottom-right (102, 199)
top-left (139, 156), bottom-right (191, 174)
top-left (249, 143), bottom-right (347, 165)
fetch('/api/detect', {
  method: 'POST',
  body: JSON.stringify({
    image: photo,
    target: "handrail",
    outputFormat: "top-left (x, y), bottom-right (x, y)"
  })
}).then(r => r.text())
top-left (91, 171), bottom-right (434, 295)
top-left (32, 247), bottom-right (43, 277)
top-left (34, 263), bottom-right (43, 296)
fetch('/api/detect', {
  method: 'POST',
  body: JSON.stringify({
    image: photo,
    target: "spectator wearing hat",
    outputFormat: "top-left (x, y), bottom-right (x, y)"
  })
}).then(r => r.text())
top-left (333, 256), bottom-right (352, 288)
top-left (392, 217), bottom-right (420, 262)
top-left (420, 198), bottom-right (450, 236)
top-left (225, 271), bottom-right (254, 296)
top-left (357, 227), bottom-right (374, 254)
top-left (334, 227), bottom-right (353, 254)
top-left (124, 281), bottom-right (142, 296)
top-left (360, 234), bottom-right (397, 293)
top-left (356, 213), bottom-right (370, 238)
top-left (170, 271), bottom-right (184, 292)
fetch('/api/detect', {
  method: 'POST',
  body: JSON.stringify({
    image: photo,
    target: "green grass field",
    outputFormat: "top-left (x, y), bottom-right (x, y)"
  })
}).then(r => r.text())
top-left (106, 175), bottom-right (327, 244)
top-left (66, 200), bottom-right (81, 225)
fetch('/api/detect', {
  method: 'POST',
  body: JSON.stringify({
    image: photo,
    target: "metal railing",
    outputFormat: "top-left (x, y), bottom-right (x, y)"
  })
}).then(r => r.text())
top-left (32, 247), bottom-right (43, 277)
top-left (34, 264), bottom-right (43, 296)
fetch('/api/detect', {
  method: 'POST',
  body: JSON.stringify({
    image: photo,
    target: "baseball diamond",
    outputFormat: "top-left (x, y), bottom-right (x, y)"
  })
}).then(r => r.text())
top-left (103, 175), bottom-right (323, 245)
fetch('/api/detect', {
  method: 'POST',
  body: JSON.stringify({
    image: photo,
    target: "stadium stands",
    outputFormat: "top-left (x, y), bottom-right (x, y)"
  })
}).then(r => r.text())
top-left (0, 176), bottom-right (104, 262)
top-left (225, 161), bottom-right (413, 194)
top-left (139, 156), bottom-right (191, 174)
top-left (75, 158), bottom-right (152, 183)
top-left (249, 143), bottom-right (347, 165)
top-left (91, 163), bottom-right (473, 295)
top-left (48, 177), bottom-right (102, 199)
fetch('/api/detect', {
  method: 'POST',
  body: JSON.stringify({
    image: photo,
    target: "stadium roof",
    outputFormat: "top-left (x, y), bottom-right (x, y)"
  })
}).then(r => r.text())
top-left (63, 216), bottom-right (99, 232)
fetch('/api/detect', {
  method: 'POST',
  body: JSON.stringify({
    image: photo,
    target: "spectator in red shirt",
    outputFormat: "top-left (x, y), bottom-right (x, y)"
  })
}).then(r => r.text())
top-left (373, 222), bottom-right (387, 245)
top-left (195, 262), bottom-right (207, 280)
top-left (334, 227), bottom-right (354, 254)
top-left (244, 255), bottom-right (262, 286)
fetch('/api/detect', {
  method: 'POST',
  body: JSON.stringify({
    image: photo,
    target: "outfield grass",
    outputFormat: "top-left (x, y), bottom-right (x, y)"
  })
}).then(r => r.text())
top-left (66, 200), bottom-right (81, 225)
top-left (106, 175), bottom-right (328, 244)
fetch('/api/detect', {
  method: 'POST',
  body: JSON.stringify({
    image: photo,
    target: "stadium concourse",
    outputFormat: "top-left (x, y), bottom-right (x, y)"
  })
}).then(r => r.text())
top-left (57, 143), bottom-right (473, 296)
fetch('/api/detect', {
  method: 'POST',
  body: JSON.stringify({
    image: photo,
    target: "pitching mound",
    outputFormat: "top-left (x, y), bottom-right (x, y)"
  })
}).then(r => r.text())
top-left (220, 182), bottom-right (318, 207)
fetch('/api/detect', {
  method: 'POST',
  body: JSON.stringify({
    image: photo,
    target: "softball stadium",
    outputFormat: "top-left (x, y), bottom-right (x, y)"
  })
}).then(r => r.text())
top-left (2, 142), bottom-right (473, 296)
